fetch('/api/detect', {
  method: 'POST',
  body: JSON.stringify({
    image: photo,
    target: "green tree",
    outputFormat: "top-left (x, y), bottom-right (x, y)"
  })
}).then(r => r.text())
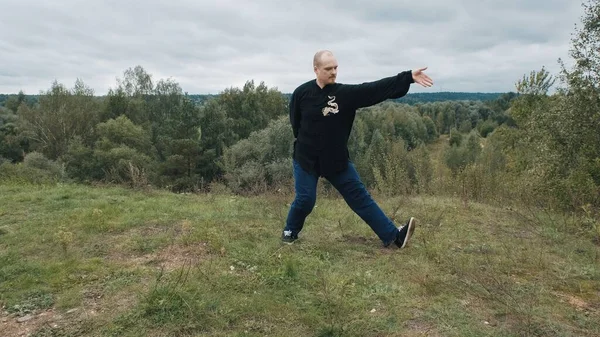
top-left (4, 91), bottom-right (26, 113)
top-left (18, 79), bottom-right (101, 160)
top-left (0, 107), bottom-right (28, 162)
top-left (359, 129), bottom-right (387, 187)
top-left (422, 115), bottom-right (438, 141)
top-left (154, 94), bottom-right (203, 191)
top-left (196, 81), bottom-right (287, 183)
top-left (197, 98), bottom-right (236, 181)
top-left (556, 0), bottom-right (600, 206)
top-left (500, 0), bottom-right (600, 209)
top-left (348, 117), bottom-right (369, 161)
top-left (102, 66), bottom-right (154, 125)
top-left (216, 80), bottom-right (287, 140)
top-left (561, 0), bottom-right (600, 89)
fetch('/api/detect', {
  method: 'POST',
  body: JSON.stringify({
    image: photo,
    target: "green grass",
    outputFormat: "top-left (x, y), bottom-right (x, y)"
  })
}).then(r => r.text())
top-left (1, 182), bottom-right (599, 336)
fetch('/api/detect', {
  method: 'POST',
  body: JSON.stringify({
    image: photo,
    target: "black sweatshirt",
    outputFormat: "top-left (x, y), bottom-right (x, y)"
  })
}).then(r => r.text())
top-left (290, 70), bottom-right (415, 177)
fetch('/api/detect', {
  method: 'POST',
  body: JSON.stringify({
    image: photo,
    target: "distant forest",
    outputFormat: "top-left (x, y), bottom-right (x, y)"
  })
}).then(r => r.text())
top-left (0, 92), bottom-right (505, 108)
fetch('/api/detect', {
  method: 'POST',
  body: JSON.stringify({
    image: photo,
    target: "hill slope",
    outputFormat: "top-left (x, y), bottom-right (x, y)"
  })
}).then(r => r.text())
top-left (0, 183), bottom-right (598, 336)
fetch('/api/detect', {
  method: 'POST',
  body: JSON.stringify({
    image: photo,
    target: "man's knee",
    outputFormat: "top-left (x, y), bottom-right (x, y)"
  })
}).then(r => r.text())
top-left (292, 193), bottom-right (316, 213)
top-left (344, 182), bottom-right (373, 206)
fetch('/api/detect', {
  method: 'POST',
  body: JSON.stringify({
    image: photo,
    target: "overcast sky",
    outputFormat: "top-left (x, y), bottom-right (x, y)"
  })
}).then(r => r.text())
top-left (0, 0), bottom-right (585, 95)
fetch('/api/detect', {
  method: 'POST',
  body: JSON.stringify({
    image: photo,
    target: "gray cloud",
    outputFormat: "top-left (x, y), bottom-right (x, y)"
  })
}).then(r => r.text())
top-left (0, 0), bottom-right (585, 95)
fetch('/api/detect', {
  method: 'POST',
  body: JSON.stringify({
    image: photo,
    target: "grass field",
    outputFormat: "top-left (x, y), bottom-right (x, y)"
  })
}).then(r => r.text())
top-left (0, 182), bottom-right (599, 336)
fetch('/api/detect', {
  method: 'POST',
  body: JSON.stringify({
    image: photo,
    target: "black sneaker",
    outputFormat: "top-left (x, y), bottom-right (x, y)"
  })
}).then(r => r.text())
top-left (282, 230), bottom-right (298, 244)
top-left (394, 217), bottom-right (416, 249)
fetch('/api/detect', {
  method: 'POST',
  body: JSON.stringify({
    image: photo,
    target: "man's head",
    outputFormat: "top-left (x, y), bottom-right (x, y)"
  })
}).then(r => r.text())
top-left (313, 50), bottom-right (338, 86)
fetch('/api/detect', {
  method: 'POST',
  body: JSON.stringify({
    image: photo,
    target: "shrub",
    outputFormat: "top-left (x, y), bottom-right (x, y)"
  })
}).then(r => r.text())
top-left (449, 128), bottom-right (462, 147)
top-left (478, 119), bottom-right (498, 138)
top-left (222, 116), bottom-right (294, 192)
top-left (0, 162), bottom-right (60, 184)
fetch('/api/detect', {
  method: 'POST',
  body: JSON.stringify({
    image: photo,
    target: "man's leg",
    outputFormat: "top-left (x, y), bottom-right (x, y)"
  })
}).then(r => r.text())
top-left (325, 161), bottom-right (411, 247)
top-left (283, 160), bottom-right (319, 242)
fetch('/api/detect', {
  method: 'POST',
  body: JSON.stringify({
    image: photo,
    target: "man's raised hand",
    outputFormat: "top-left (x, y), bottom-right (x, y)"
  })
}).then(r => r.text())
top-left (412, 67), bottom-right (433, 87)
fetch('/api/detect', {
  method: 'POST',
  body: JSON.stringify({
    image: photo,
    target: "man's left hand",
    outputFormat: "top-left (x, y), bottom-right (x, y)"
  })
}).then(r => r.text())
top-left (412, 67), bottom-right (433, 87)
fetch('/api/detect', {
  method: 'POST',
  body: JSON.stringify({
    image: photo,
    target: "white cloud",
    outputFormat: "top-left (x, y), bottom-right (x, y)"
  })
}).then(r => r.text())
top-left (0, 0), bottom-right (585, 94)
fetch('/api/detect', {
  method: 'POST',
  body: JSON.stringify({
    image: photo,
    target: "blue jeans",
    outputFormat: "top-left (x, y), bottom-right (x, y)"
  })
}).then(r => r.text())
top-left (284, 160), bottom-right (399, 245)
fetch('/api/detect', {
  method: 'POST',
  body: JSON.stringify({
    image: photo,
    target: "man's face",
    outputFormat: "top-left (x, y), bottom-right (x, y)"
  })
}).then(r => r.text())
top-left (314, 53), bottom-right (338, 85)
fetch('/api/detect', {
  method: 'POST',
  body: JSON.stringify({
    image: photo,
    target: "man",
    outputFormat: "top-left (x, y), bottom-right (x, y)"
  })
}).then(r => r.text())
top-left (281, 50), bottom-right (433, 248)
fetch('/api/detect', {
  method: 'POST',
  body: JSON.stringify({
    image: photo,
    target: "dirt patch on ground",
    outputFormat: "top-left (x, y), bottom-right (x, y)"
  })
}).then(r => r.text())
top-left (109, 220), bottom-right (210, 272)
top-left (1, 308), bottom-right (67, 337)
top-left (552, 291), bottom-right (599, 313)
top-left (107, 238), bottom-right (210, 273)
top-left (341, 234), bottom-right (379, 246)
top-left (402, 318), bottom-right (444, 337)
top-left (130, 242), bottom-right (209, 272)
top-left (1, 289), bottom-right (140, 337)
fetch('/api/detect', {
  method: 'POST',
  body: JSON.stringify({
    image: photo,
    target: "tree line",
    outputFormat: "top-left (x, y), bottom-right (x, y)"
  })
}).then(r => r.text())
top-left (0, 66), bottom-right (513, 190)
top-left (0, 92), bottom-right (504, 110)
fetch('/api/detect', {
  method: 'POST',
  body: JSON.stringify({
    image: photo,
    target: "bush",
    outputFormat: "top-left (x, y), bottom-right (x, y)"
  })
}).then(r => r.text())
top-left (478, 119), bottom-right (498, 138)
top-left (265, 158), bottom-right (293, 185)
top-left (23, 151), bottom-right (64, 177)
top-left (371, 140), bottom-right (433, 196)
top-left (373, 142), bottom-right (411, 196)
top-left (422, 116), bottom-right (439, 142)
top-left (408, 144), bottom-right (433, 194)
top-left (225, 161), bottom-right (267, 194)
top-left (0, 162), bottom-right (60, 184)
top-left (169, 176), bottom-right (202, 193)
top-left (449, 128), bottom-right (462, 147)
top-left (561, 158), bottom-right (600, 210)
top-left (444, 145), bottom-right (469, 175)
top-left (444, 132), bottom-right (481, 176)
top-left (222, 116), bottom-right (294, 192)
top-left (62, 137), bottom-right (102, 182)
top-left (0, 151), bottom-right (67, 184)
top-left (94, 145), bottom-right (153, 185)
top-left (459, 119), bottom-right (472, 133)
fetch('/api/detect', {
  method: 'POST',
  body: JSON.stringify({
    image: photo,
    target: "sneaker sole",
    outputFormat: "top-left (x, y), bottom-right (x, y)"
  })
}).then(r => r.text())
top-left (399, 217), bottom-right (416, 249)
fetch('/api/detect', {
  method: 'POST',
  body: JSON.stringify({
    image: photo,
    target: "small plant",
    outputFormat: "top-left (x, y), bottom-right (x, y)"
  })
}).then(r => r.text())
top-left (284, 258), bottom-right (298, 280)
top-left (581, 204), bottom-right (600, 245)
top-left (54, 226), bottom-right (74, 255)
top-left (7, 291), bottom-right (54, 317)
top-left (179, 219), bottom-right (194, 246)
top-left (128, 161), bottom-right (149, 189)
top-left (138, 262), bottom-right (207, 330)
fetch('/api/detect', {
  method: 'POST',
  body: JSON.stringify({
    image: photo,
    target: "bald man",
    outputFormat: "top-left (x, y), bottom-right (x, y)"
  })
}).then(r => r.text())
top-left (282, 50), bottom-right (433, 248)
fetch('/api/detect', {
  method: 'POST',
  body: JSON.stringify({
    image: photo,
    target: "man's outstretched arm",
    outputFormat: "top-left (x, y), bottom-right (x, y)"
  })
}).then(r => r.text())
top-left (345, 67), bottom-right (433, 109)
